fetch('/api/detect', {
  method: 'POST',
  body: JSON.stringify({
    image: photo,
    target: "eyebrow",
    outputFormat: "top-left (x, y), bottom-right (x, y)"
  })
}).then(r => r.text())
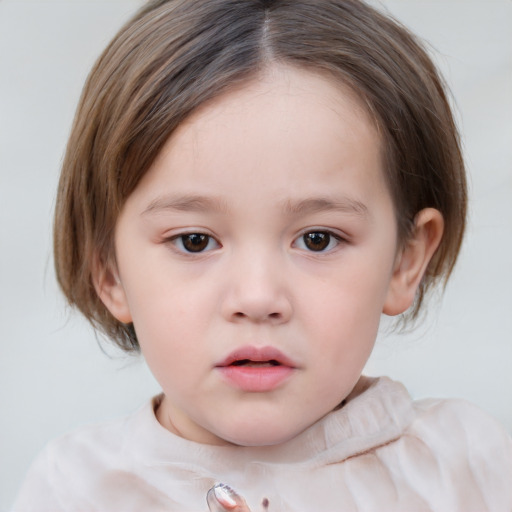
top-left (141, 193), bottom-right (369, 218)
top-left (142, 194), bottom-right (229, 215)
top-left (281, 197), bottom-right (369, 218)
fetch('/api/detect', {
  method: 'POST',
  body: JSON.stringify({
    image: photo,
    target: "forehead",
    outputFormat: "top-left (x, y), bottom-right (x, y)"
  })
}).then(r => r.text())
top-left (170, 66), bottom-right (376, 147)
top-left (188, 64), bottom-right (373, 126)
top-left (129, 65), bottom-right (387, 214)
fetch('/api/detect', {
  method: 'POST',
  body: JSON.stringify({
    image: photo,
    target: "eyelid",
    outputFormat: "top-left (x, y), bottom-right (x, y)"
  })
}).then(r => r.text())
top-left (304, 226), bottom-right (350, 241)
top-left (165, 230), bottom-right (221, 254)
top-left (292, 228), bottom-right (348, 252)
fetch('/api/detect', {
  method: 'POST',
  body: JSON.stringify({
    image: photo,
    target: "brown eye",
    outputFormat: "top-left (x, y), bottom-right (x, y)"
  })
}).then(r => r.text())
top-left (177, 233), bottom-right (216, 253)
top-left (303, 232), bottom-right (331, 251)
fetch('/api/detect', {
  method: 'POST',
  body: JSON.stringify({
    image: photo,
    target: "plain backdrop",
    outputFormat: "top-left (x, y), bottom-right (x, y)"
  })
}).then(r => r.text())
top-left (1, 1), bottom-right (511, 510)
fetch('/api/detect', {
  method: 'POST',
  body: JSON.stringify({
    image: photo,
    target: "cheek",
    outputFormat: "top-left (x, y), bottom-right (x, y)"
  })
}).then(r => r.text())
top-left (133, 299), bottom-right (204, 394)
top-left (124, 273), bottom-right (218, 368)
top-left (311, 293), bottom-right (380, 351)
top-left (121, 256), bottom-right (211, 324)
top-left (298, 259), bottom-right (392, 353)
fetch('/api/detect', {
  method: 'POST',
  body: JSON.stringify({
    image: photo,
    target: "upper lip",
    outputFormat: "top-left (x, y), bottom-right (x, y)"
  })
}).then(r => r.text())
top-left (216, 345), bottom-right (298, 368)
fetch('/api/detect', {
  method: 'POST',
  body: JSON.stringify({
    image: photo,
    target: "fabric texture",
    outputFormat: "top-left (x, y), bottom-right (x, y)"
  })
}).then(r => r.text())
top-left (13, 377), bottom-right (512, 511)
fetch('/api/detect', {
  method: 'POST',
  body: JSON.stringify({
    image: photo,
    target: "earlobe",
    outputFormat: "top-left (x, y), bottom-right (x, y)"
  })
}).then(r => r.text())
top-left (383, 208), bottom-right (444, 316)
top-left (92, 253), bottom-right (133, 324)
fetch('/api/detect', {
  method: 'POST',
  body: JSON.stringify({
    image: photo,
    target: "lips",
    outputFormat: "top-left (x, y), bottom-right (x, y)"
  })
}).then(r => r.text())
top-left (215, 346), bottom-right (297, 392)
top-left (216, 346), bottom-right (297, 368)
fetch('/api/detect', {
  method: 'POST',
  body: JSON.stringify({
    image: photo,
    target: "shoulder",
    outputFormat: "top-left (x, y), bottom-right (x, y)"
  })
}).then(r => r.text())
top-left (12, 398), bottom-right (158, 512)
top-left (38, 405), bottom-right (138, 472)
top-left (408, 396), bottom-right (512, 459)
top-left (402, 395), bottom-right (512, 508)
top-left (353, 377), bottom-right (512, 474)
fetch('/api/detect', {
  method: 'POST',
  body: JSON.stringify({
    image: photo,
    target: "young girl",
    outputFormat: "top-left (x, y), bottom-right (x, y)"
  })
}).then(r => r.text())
top-left (13, 0), bottom-right (512, 510)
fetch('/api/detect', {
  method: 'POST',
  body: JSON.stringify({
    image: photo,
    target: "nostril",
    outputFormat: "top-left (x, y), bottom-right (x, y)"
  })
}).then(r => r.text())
top-left (232, 311), bottom-right (281, 320)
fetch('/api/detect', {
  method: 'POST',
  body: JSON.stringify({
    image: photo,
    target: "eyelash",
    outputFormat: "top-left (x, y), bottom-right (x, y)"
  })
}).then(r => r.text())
top-left (168, 233), bottom-right (221, 254)
top-left (167, 230), bottom-right (345, 254)
top-left (293, 230), bottom-right (345, 253)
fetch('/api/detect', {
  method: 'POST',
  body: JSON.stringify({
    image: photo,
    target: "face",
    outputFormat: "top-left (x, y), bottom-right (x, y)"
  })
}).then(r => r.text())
top-left (107, 66), bottom-right (403, 446)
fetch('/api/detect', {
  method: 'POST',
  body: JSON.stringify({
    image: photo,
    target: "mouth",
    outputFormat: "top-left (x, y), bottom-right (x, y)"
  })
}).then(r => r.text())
top-left (230, 359), bottom-right (282, 368)
top-left (215, 346), bottom-right (297, 392)
top-left (216, 346), bottom-right (297, 369)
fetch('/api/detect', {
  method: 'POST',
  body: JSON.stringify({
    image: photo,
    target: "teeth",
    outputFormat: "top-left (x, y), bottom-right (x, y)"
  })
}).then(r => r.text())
top-left (231, 359), bottom-right (281, 367)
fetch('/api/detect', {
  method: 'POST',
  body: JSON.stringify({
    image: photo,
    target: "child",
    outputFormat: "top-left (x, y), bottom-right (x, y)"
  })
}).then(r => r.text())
top-left (13, 0), bottom-right (512, 510)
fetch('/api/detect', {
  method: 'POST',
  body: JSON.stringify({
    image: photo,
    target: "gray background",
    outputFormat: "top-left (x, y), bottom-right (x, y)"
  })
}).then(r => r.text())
top-left (1, 1), bottom-right (511, 509)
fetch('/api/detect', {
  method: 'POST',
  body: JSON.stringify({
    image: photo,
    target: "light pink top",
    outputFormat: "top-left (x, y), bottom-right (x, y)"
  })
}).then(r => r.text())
top-left (13, 377), bottom-right (512, 511)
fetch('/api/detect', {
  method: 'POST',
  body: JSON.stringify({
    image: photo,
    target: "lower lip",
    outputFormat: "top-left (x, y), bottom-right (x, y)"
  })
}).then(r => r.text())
top-left (217, 365), bottom-right (294, 392)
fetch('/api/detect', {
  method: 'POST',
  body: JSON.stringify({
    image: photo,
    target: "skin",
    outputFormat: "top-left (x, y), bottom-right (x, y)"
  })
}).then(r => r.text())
top-left (95, 66), bottom-right (443, 454)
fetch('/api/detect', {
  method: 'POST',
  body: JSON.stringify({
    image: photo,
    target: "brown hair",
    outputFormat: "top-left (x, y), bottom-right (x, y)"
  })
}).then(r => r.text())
top-left (54, 0), bottom-right (467, 351)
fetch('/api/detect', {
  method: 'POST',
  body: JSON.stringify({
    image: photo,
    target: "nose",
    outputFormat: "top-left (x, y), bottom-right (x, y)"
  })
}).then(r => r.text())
top-left (220, 250), bottom-right (292, 325)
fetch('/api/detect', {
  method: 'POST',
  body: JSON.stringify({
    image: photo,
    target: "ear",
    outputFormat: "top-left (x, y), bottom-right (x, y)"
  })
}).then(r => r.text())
top-left (92, 253), bottom-right (133, 324)
top-left (383, 208), bottom-right (444, 316)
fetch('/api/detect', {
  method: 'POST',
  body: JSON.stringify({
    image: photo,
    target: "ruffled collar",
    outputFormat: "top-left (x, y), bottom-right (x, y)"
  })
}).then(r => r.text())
top-left (126, 376), bottom-right (414, 472)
